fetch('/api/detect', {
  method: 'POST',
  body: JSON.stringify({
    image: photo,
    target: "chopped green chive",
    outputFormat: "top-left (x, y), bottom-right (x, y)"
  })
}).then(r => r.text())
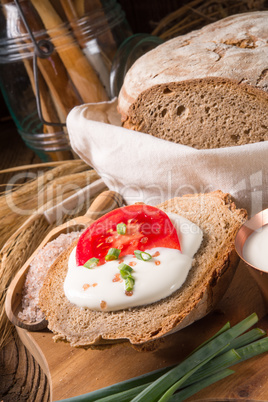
top-left (118, 263), bottom-right (135, 292)
top-left (125, 276), bottom-right (135, 292)
top-left (134, 250), bottom-right (152, 261)
top-left (105, 248), bottom-right (121, 261)
top-left (117, 222), bottom-right (127, 235)
top-left (118, 263), bottom-right (133, 279)
top-left (83, 257), bottom-right (99, 269)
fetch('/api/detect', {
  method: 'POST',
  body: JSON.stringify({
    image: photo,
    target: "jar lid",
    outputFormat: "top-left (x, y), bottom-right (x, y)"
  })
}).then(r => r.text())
top-left (110, 33), bottom-right (164, 98)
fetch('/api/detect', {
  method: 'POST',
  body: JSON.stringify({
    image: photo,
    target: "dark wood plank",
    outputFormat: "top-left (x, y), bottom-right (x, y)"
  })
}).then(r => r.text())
top-left (0, 334), bottom-right (50, 402)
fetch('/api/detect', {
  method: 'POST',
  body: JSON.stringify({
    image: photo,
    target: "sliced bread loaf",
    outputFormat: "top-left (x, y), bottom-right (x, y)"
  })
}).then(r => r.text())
top-left (39, 191), bottom-right (247, 349)
top-left (118, 11), bottom-right (268, 149)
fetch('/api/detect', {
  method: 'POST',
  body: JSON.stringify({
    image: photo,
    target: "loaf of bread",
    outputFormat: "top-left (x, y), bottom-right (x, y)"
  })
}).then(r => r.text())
top-left (118, 11), bottom-right (268, 149)
top-left (39, 191), bottom-right (247, 349)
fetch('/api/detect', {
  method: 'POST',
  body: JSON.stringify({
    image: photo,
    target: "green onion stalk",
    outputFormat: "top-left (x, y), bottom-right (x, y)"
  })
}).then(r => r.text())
top-left (57, 313), bottom-right (268, 402)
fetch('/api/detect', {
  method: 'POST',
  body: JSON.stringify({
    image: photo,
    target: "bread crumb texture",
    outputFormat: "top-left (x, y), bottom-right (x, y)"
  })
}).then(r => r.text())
top-left (39, 191), bottom-right (247, 349)
top-left (123, 78), bottom-right (268, 149)
top-left (118, 11), bottom-right (268, 149)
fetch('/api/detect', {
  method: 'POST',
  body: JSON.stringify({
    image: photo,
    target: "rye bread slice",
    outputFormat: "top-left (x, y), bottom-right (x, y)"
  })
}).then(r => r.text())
top-left (122, 78), bottom-right (268, 149)
top-left (39, 191), bottom-right (247, 349)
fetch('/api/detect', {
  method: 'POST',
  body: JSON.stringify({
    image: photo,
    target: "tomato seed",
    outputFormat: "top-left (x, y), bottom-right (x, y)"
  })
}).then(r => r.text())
top-left (140, 237), bottom-right (148, 243)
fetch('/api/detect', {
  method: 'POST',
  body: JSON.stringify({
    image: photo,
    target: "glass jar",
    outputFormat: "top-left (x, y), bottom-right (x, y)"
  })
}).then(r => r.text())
top-left (110, 33), bottom-right (164, 98)
top-left (0, 0), bottom-right (132, 161)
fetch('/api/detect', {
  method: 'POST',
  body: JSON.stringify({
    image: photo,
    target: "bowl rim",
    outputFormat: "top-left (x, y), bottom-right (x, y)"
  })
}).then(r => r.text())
top-left (235, 208), bottom-right (268, 272)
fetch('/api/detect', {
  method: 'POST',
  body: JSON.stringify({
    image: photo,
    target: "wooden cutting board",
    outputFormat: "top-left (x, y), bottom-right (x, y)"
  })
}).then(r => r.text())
top-left (16, 261), bottom-right (268, 402)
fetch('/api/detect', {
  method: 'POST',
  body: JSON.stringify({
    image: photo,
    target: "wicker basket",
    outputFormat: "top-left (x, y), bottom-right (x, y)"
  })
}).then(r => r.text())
top-left (0, 160), bottom-right (104, 348)
top-left (152, 0), bottom-right (268, 40)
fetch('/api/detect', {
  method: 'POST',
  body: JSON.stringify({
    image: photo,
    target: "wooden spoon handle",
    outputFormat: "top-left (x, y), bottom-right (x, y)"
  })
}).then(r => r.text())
top-left (84, 190), bottom-right (124, 221)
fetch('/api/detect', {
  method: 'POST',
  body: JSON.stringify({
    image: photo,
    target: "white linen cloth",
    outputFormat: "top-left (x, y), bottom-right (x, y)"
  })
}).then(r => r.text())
top-left (67, 98), bottom-right (268, 217)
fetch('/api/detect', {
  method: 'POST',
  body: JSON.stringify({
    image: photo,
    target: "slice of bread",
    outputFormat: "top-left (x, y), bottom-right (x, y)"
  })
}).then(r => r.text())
top-left (39, 191), bottom-right (247, 349)
top-left (122, 78), bottom-right (268, 149)
top-left (118, 11), bottom-right (268, 149)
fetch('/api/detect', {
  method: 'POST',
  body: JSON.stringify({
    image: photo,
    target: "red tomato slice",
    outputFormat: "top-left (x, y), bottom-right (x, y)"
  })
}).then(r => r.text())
top-left (76, 204), bottom-right (181, 266)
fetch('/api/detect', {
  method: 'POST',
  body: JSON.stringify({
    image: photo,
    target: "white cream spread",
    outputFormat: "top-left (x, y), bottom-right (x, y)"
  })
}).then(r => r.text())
top-left (243, 224), bottom-right (268, 272)
top-left (64, 213), bottom-right (203, 311)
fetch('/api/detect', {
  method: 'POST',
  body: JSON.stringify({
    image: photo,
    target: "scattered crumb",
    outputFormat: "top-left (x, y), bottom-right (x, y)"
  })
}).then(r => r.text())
top-left (112, 273), bottom-right (122, 282)
top-left (83, 283), bottom-right (98, 290)
top-left (100, 300), bottom-right (107, 309)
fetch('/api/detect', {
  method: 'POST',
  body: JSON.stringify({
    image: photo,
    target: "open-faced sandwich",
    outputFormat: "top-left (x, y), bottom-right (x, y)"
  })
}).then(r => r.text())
top-left (39, 191), bottom-right (247, 350)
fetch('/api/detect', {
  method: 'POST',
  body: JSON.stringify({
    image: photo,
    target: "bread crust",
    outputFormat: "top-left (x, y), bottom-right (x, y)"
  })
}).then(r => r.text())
top-left (118, 11), bottom-right (268, 118)
top-left (118, 11), bottom-right (268, 149)
top-left (39, 191), bottom-right (247, 349)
